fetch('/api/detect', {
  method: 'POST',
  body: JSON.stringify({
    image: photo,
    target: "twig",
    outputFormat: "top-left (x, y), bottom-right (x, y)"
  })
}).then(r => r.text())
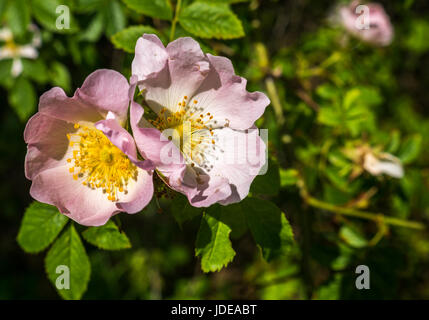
top-left (297, 178), bottom-right (425, 230)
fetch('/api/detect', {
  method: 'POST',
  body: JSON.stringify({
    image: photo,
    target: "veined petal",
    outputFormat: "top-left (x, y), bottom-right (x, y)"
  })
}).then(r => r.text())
top-left (76, 69), bottom-right (131, 123)
top-left (132, 35), bottom-right (210, 115)
top-left (191, 54), bottom-right (270, 130)
top-left (30, 164), bottom-right (120, 226)
top-left (24, 113), bottom-right (74, 180)
top-left (38, 70), bottom-right (131, 124)
top-left (130, 101), bottom-right (186, 171)
top-left (30, 163), bottom-right (152, 226)
top-left (131, 34), bottom-right (168, 81)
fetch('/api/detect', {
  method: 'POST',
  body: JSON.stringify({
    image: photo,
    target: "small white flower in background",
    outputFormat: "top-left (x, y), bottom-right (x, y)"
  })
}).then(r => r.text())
top-left (343, 144), bottom-right (404, 180)
top-left (0, 25), bottom-right (41, 77)
top-left (363, 152), bottom-right (404, 179)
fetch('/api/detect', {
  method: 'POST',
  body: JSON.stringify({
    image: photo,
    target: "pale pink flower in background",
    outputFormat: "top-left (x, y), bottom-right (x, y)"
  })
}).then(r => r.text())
top-left (130, 34), bottom-right (269, 207)
top-left (24, 69), bottom-right (154, 226)
top-left (338, 1), bottom-right (394, 46)
top-left (0, 25), bottom-right (41, 77)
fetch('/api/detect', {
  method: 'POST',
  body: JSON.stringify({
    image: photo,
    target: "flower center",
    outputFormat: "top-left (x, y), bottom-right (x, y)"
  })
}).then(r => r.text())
top-left (148, 96), bottom-right (219, 170)
top-left (67, 124), bottom-right (138, 202)
top-left (5, 39), bottom-right (19, 54)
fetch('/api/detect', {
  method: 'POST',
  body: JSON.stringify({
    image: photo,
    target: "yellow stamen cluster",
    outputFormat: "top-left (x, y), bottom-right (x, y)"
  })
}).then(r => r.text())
top-left (67, 124), bottom-right (138, 202)
top-left (148, 96), bottom-right (220, 170)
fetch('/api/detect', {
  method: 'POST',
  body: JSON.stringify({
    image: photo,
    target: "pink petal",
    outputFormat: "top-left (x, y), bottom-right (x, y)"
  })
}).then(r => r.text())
top-left (38, 70), bottom-right (130, 124)
top-left (132, 35), bottom-right (210, 114)
top-left (24, 113), bottom-right (74, 180)
top-left (191, 54), bottom-right (270, 130)
top-left (203, 127), bottom-right (266, 206)
top-left (30, 163), bottom-right (154, 226)
top-left (38, 87), bottom-right (102, 123)
top-left (116, 168), bottom-right (154, 213)
top-left (130, 101), bottom-right (186, 172)
top-left (131, 34), bottom-right (169, 81)
top-left (185, 174), bottom-right (232, 208)
top-left (30, 164), bottom-right (121, 226)
top-left (76, 69), bottom-right (131, 123)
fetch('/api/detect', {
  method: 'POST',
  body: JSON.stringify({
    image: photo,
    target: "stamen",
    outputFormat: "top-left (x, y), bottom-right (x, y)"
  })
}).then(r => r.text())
top-left (67, 125), bottom-right (138, 202)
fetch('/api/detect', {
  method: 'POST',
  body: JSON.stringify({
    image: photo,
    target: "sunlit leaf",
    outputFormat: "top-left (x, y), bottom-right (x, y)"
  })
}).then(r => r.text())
top-left (17, 202), bottom-right (68, 253)
top-left (45, 225), bottom-right (91, 300)
top-left (179, 2), bottom-right (244, 39)
top-left (82, 220), bottom-right (131, 250)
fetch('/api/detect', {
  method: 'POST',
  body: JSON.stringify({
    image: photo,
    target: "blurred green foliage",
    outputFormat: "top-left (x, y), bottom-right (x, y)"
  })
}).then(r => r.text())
top-left (1, 0), bottom-right (429, 300)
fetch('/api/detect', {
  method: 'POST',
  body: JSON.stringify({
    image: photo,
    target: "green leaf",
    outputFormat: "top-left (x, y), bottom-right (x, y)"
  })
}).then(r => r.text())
top-left (78, 12), bottom-right (105, 42)
top-left (316, 83), bottom-right (338, 101)
top-left (343, 88), bottom-right (361, 110)
top-left (280, 168), bottom-right (299, 187)
top-left (6, 0), bottom-right (30, 37)
top-left (398, 134), bottom-right (422, 165)
top-left (339, 226), bottom-right (368, 248)
top-left (218, 203), bottom-right (248, 239)
top-left (318, 106), bottom-right (342, 127)
top-left (21, 60), bottom-right (49, 84)
top-left (386, 130), bottom-right (401, 154)
top-left (242, 198), bottom-right (294, 261)
top-left (104, 0), bottom-right (127, 38)
top-left (195, 206), bottom-right (236, 272)
top-left (179, 2), bottom-right (244, 39)
top-left (31, 0), bottom-right (79, 33)
top-left (45, 225), bottom-right (91, 300)
top-left (111, 25), bottom-right (160, 53)
top-left (9, 77), bottom-right (36, 121)
top-left (50, 62), bottom-right (71, 93)
top-left (17, 202), bottom-right (68, 254)
top-left (170, 194), bottom-right (203, 228)
top-left (75, 0), bottom-right (106, 12)
top-left (250, 159), bottom-right (280, 196)
top-left (0, 0), bottom-right (6, 20)
top-left (0, 60), bottom-right (13, 86)
top-left (122, 0), bottom-right (173, 20)
top-left (82, 220), bottom-right (131, 250)
top-left (405, 19), bottom-right (429, 54)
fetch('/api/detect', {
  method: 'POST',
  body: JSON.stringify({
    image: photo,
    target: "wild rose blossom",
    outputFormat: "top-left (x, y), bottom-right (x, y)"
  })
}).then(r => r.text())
top-left (130, 34), bottom-right (269, 207)
top-left (338, 1), bottom-right (394, 46)
top-left (24, 69), bottom-right (154, 226)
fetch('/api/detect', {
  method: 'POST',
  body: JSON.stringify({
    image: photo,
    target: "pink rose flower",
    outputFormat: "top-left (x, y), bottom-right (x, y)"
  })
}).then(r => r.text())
top-left (338, 1), bottom-right (394, 46)
top-left (130, 35), bottom-right (270, 207)
top-left (24, 69), bottom-right (154, 226)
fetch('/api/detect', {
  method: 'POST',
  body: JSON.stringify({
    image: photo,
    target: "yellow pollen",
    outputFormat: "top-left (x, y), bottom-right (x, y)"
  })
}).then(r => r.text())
top-left (149, 99), bottom-right (218, 167)
top-left (67, 125), bottom-right (138, 202)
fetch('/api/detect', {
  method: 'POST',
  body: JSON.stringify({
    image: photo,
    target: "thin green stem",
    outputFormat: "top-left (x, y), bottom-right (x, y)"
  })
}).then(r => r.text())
top-left (170, 0), bottom-right (182, 42)
top-left (265, 77), bottom-right (285, 125)
top-left (306, 196), bottom-right (424, 230)
top-left (298, 180), bottom-right (425, 230)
